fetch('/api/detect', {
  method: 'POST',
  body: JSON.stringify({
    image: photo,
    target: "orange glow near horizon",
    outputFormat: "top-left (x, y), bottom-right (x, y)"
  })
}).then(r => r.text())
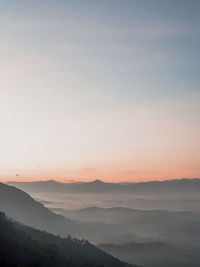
top-left (0, 3), bottom-right (199, 184)
top-left (1, 165), bottom-right (199, 183)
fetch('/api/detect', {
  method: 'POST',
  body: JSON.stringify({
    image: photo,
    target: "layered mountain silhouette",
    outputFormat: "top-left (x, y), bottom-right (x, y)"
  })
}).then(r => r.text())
top-left (53, 206), bottom-right (200, 245)
top-left (7, 179), bottom-right (119, 193)
top-left (2, 182), bottom-right (200, 245)
top-left (0, 211), bottom-right (135, 267)
top-left (0, 182), bottom-right (75, 236)
top-left (0, 183), bottom-right (139, 244)
top-left (1, 181), bottom-right (200, 266)
top-left (7, 178), bottom-right (200, 194)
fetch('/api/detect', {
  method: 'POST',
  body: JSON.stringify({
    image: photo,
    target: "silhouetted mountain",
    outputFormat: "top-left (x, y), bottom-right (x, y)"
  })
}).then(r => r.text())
top-left (0, 211), bottom-right (135, 267)
top-left (2, 182), bottom-right (200, 246)
top-left (2, 182), bottom-right (200, 266)
top-left (7, 180), bottom-right (67, 193)
top-left (0, 183), bottom-right (111, 243)
top-left (0, 183), bottom-right (140, 244)
top-left (7, 179), bottom-right (120, 193)
top-left (7, 178), bottom-right (200, 195)
top-left (124, 178), bottom-right (200, 195)
top-left (0, 182), bottom-right (75, 236)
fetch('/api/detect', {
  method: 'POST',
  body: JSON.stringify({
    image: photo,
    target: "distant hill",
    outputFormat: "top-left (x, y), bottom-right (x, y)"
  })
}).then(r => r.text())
top-left (123, 178), bottom-right (200, 194)
top-left (7, 178), bottom-right (200, 195)
top-left (53, 206), bottom-right (200, 245)
top-left (0, 182), bottom-right (75, 236)
top-left (0, 211), bottom-right (135, 267)
top-left (7, 179), bottom-right (120, 193)
top-left (0, 183), bottom-right (139, 244)
top-left (2, 182), bottom-right (200, 244)
top-left (98, 241), bottom-right (200, 267)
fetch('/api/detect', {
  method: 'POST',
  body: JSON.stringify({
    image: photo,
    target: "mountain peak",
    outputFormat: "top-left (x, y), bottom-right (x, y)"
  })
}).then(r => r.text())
top-left (42, 180), bottom-right (59, 184)
top-left (92, 179), bottom-right (104, 184)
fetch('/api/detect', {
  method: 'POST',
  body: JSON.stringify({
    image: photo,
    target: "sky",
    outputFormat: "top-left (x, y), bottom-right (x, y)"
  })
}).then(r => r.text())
top-left (0, 0), bottom-right (199, 182)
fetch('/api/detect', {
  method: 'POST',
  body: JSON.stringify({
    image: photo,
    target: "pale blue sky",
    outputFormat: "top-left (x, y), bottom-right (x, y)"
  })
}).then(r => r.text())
top-left (0, 1), bottom-right (199, 181)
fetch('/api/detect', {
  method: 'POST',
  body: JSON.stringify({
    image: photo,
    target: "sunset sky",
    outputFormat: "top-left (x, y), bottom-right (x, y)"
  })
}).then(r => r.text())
top-left (0, 0), bottom-right (199, 182)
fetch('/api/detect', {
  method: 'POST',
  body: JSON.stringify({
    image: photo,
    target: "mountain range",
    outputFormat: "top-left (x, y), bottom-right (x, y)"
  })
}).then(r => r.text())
top-left (1, 180), bottom-right (200, 266)
top-left (7, 178), bottom-right (200, 195)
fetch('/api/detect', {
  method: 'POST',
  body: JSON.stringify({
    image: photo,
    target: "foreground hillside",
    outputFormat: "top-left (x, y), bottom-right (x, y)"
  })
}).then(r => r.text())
top-left (0, 212), bottom-right (135, 267)
top-left (0, 182), bottom-right (133, 243)
top-left (0, 182), bottom-right (80, 238)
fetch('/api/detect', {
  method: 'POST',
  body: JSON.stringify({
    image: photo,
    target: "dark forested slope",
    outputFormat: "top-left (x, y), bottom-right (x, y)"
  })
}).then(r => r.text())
top-left (0, 212), bottom-right (136, 267)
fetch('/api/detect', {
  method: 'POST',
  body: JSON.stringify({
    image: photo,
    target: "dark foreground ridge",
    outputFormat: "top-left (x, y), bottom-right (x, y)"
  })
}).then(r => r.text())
top-left (0, 211), bottom-right (136, 267)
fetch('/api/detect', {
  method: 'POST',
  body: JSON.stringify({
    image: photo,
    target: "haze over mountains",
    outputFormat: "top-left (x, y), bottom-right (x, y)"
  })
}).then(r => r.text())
top-left (0, 182), bottom-right (138, 266)
top-left (7, 178), bottom-right (200, 212)
top-left (0, 182), bottom-right (74, 235)
top-left (2, 179), bottom-right (200, 266)
top-left (7, 178), bottom-right (200, 194)
top-left (0, 211), bottom-right (134, 267)
top-left (98, 241), bottom-right (199, 267)
top-left (0, 182), bottom-right (123, 243)
top-left (1, 0), bottom-right (199, 266)
top-left (52, 206), bottom-right (200, 245)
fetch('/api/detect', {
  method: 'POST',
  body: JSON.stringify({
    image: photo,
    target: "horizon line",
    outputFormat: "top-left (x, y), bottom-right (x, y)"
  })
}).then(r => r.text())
top-left (4, 177), bottom-right (200, 184)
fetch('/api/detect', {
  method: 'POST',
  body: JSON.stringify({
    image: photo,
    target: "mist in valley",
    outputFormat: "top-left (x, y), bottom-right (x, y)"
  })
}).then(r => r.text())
top-left (3, 179), bottom-right (200, 267)
top-left (0, 0), bottom-right (199, 266)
